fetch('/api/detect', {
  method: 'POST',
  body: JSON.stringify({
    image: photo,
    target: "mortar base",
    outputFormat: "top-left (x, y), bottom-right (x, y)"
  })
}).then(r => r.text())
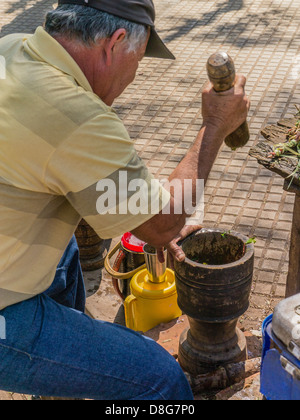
top-left (178, 327), bottom-right (247, 376)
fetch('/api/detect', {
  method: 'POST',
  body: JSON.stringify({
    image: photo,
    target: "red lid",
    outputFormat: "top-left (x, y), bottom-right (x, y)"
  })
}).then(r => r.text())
top-left (121, 232), bottom-right (146, 253)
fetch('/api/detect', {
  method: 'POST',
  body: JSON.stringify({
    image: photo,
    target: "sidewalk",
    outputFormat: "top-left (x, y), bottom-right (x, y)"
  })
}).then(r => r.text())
top-left (1, 0), bottom-right (300, 399)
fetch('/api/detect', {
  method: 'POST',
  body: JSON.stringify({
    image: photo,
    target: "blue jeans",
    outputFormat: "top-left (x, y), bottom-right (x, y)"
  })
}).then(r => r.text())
top-left (0, 237), bottom-right (193, 400)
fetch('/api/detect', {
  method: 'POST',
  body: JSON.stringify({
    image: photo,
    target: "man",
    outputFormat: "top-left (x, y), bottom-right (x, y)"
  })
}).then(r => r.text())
top-left (0, 0), bottom-right (249, 399)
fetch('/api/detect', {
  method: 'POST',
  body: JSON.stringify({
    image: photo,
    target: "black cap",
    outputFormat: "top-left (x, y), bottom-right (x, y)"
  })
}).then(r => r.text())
top-left (57, 0), bottom-right (175, 59)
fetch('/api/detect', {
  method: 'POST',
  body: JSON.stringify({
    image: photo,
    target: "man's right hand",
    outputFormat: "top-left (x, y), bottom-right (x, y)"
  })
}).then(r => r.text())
top-left (201, 74), bottom-right (250, 139)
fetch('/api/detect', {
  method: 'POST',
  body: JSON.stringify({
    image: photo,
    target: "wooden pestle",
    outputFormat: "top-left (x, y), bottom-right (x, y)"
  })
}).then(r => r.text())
top-left (206, 52), bottom-right (250, 151)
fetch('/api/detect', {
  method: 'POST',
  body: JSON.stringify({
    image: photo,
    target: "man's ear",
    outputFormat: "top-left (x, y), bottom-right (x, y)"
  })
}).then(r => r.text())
top-left (104, 28), bottom-right (127, 66)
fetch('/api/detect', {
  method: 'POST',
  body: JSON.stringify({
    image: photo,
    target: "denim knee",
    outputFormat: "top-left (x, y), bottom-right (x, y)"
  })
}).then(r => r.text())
top-left (166, 358), bottom-right (193, 400)
top-left (143, 337), bottom-right (193, 400)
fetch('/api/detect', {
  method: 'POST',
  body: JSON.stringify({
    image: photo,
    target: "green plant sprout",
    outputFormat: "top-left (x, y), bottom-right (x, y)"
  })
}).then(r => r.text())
top-left (268, 105), bottom-right (300, 189)
top-left (221, 230), bottom-right (231, 238)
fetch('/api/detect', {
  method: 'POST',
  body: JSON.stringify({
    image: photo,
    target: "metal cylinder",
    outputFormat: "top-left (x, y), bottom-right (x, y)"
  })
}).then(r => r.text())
top-left (206, 52), bottom-right (250, 151)
top-left (143, 244), bottom-right (167, 283)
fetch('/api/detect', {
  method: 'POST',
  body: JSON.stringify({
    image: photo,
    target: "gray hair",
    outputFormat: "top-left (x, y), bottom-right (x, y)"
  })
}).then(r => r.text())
top-left (45, 5), bottom-right (148, 52)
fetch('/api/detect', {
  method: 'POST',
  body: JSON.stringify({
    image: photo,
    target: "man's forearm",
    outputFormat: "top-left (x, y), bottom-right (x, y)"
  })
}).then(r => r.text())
top-left (131, 77), bottom-right (249, 249)
top-left (168, 123), bottom-right (225, 207)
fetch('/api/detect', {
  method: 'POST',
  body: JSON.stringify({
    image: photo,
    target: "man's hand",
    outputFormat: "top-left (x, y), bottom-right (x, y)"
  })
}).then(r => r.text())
top-left (156, 224), bottom-right (202, 264)
top-left (202, 75), bottom-right (250, 139)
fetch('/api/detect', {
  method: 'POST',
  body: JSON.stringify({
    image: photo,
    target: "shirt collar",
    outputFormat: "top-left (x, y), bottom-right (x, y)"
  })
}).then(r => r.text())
top-left (23, 26), bottom-right (93, 93)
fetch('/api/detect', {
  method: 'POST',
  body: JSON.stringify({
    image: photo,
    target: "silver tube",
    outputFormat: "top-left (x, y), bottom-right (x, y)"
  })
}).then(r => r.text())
top-left (143, 244), bottom-right (167, 283)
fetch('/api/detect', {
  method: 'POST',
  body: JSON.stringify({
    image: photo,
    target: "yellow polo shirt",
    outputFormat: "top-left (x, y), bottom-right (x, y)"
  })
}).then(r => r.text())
top-left (0, 27), bottom-right (170, 310)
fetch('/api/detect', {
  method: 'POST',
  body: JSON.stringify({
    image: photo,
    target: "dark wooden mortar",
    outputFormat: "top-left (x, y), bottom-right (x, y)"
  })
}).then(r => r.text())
top-left (174, 229), bottom-right (254, 375)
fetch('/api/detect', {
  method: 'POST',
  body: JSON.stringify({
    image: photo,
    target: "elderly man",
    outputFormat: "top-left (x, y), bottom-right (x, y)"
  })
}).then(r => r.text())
top-left (0, 0), bottom-right (249, 400)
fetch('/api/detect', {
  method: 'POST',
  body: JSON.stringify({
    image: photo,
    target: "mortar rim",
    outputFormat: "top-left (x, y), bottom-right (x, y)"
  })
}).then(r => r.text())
top-left (178, 228), bottom-right (254, 269)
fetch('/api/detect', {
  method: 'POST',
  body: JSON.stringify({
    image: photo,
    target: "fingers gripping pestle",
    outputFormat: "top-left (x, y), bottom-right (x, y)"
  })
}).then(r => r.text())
top-left (206, 52), bottom-right (250, 151)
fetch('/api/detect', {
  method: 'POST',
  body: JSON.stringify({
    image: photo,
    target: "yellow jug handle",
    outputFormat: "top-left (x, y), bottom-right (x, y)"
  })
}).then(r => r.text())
top-left (124, 295), bottom-right (137, 330)
top-left (104, 241), bottom-right (146, 280)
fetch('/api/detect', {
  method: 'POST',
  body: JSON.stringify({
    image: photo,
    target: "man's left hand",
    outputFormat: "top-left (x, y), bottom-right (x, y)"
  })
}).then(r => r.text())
top-left (156, 224), bottom-right (203, 264)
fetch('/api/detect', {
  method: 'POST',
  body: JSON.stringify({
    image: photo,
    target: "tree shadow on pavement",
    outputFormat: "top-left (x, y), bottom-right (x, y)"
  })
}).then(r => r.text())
top-left (0, 0), bottom-right (56, 37)
top-left (160, 0), bottom-right (299, 49)
top-left (162, 0), bottom-right (244, 43)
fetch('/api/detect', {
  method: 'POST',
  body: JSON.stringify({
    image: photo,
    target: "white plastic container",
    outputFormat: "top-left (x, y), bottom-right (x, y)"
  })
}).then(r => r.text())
top-left (261, 294), bottom-right (300, 400)
top-left (272, 293), bottom-right (300, 361)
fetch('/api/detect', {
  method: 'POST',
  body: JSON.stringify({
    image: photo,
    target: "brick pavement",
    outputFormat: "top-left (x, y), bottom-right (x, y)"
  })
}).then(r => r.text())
top-left (1, 0), bottom-right (300, 399)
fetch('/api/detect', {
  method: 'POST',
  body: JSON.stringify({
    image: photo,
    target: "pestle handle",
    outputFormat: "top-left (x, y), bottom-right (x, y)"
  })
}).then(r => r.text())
top-left (206, 52), bottom-right (250, 151)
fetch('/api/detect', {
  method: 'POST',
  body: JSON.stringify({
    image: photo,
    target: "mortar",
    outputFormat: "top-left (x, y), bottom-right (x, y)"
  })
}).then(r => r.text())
top-left (174, 229), bottom-right (254, 375)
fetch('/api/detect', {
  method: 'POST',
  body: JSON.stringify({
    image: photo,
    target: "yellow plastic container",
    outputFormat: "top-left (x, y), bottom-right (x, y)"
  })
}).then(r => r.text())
top-left (124, 268), bottom-right (182, 333)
